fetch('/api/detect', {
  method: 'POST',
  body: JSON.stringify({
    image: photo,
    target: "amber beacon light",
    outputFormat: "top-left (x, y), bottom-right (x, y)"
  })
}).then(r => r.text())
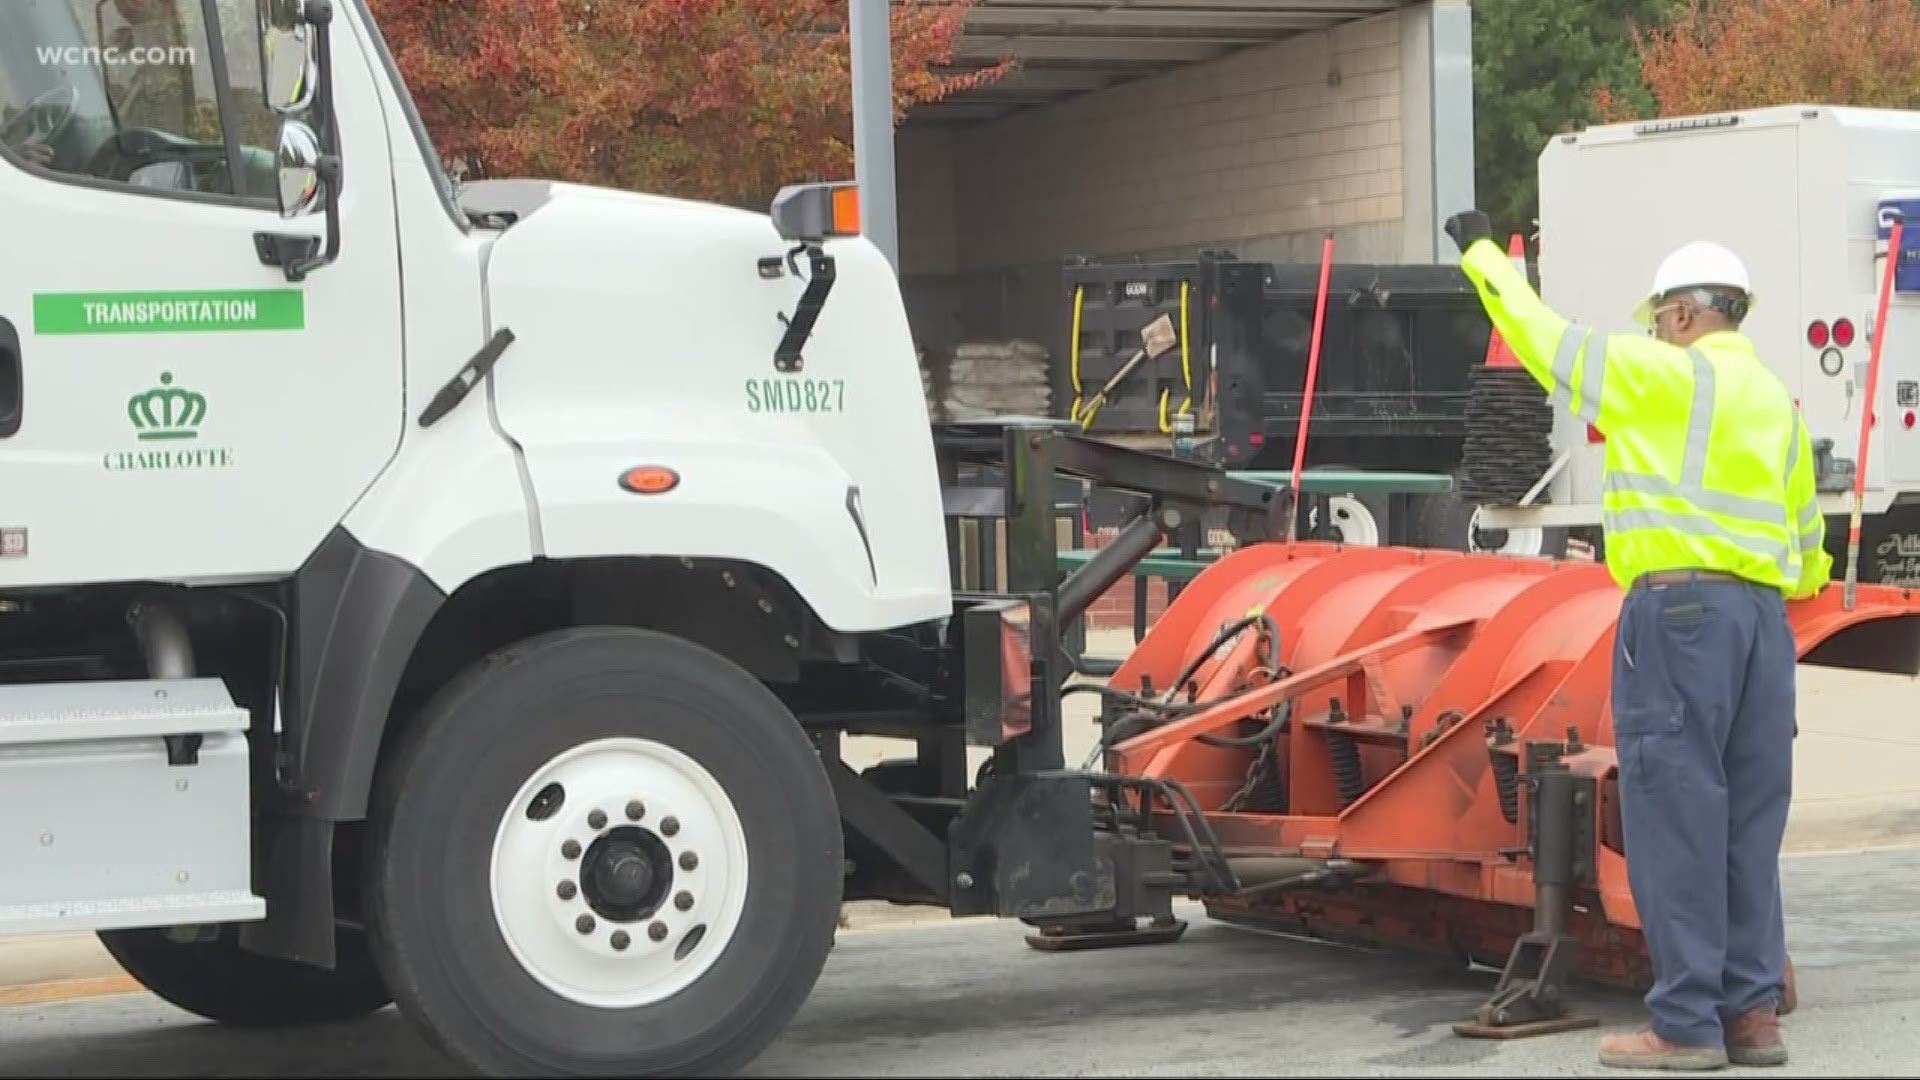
top-left (618, 466), bottom-right (680, 494)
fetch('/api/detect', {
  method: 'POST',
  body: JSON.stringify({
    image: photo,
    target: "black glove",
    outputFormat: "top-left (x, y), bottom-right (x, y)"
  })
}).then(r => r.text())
top-left (1444, 210), bottom-right (1493, 252)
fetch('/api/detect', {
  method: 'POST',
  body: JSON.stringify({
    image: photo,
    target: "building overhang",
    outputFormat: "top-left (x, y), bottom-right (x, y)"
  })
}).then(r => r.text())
top-left (913, 0), bottom-right (1413, 125)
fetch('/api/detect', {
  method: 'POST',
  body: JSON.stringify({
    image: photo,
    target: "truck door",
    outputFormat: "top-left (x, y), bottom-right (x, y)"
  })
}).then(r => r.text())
top-left (0, 0), bottom-right (403, 588)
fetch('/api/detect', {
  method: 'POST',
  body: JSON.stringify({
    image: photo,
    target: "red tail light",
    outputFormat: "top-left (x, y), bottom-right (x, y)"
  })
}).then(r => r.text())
top-left (1833, 318), bottom-right (1856, 347)
top-left (1587, 424), bottom-right (1605, 443)
top-left (1808, 320), bottom-right (1830, 347)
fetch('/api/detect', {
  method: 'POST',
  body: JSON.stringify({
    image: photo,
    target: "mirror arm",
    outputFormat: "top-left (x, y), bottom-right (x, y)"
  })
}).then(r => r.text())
top-left (276, 0), bottom-right (341, 282)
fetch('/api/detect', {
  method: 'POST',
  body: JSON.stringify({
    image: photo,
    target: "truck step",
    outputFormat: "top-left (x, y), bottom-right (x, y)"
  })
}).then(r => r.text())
top-left (0, 679), bottom-right (265, 936)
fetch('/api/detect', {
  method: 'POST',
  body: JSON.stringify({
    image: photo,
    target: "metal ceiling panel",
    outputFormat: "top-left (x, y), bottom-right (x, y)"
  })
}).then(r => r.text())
top-left (909, 0), bottom-right (1411, 123)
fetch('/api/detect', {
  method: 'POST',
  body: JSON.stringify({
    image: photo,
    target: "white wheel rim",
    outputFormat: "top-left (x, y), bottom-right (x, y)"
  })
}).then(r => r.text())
top-left (490, 737), bottom-right (750, 1010)
top-left (1312, 494), bottom-right (1381, 546)
top-left (1468, 505), bottom-right (1545, 556)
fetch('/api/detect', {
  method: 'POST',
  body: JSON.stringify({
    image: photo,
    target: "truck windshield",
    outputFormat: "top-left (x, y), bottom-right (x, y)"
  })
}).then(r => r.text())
top-left (0, 0), bottom-right (281, 201)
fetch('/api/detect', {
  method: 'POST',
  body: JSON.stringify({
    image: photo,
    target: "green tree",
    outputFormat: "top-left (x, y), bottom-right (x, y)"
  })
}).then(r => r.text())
top-left (1472, 0), bottom-right (1675, 241)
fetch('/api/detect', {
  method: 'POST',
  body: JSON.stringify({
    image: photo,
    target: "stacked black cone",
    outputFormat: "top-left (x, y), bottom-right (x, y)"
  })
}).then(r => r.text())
top-left (1458, 233), bottom-right (1555, 505)
top-left (1458, 362), bottom-right (1554, 504)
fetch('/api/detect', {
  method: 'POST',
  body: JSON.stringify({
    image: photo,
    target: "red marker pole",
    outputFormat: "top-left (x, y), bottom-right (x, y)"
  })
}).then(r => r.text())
top-left (1845, 213), bottom-right (1903, 610)
top-left (1288, 232), bottom-right (1335, 542)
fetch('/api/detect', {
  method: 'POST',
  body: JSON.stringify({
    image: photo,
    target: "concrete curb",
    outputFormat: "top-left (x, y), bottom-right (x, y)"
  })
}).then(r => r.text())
top-left (1783, 799), bottom-right (1920, 854)
top-left (0, 974), bottom-right (141, 1007)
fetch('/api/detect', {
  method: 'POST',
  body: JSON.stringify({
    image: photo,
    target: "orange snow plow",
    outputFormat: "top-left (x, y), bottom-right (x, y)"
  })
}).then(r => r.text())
top-left (1066, 540), bottom-right (1920, 1036)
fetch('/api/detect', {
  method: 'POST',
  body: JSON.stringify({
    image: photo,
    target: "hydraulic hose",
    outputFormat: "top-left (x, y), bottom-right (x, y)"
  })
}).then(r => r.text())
top-left (1161, 613), bottom-right (1283, 705)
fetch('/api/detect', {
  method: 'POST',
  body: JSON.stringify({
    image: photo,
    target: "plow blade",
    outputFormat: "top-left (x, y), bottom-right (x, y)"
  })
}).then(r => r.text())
top-left (1096, 541), bottom-right (1920, 1033)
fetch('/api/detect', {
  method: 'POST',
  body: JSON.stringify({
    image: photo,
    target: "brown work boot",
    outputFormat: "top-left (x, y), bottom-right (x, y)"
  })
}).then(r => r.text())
top-left (1598, 1026), bottom-right (1728, 1070)
top-left (1726, 1006), bottom-right (1789, 1067)
top-left (1780, 957), bottom-right (1797, 1016)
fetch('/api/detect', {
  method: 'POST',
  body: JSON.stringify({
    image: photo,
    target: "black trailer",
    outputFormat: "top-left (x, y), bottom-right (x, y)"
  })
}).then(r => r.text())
top-left (1059, 251), bottom-right (1568, 558)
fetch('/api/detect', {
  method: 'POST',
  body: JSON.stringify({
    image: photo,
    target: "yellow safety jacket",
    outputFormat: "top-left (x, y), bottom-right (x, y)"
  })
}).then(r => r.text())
top-left (1458, 238), bottom-right (1831, 598)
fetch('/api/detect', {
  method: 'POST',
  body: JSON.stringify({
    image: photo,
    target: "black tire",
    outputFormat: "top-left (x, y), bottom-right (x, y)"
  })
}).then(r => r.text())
top-left (1410, 479), bottom-right (1567, 558)
top-left (362, 627), bottom-right (843, 1078)
top-left (96, 923), bottom-right (391, 1027)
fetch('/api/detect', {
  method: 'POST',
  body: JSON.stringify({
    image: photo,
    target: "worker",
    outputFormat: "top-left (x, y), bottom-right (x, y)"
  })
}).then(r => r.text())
top-left (1444, 210), bottom-right (1827, 1071)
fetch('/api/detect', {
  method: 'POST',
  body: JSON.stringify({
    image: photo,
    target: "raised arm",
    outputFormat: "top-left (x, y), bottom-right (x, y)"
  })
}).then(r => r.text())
top-left (1454, 231), bottom-right (1689, 436)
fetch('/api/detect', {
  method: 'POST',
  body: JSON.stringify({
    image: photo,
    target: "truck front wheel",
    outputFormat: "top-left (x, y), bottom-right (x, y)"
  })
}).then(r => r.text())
top-left (96, 924), bottom-right (391, 1026)
top-left (362, 627), bottom-right (842, 1078)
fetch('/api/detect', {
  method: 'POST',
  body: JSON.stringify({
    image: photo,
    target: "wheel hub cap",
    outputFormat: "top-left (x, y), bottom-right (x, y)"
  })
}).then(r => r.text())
top-left (490, 737), bottom-right (750, 1009)
top-left (582, 827), bottom-right (671, 922)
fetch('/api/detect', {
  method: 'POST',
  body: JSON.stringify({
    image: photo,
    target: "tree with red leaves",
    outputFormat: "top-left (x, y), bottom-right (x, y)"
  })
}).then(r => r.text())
top-left (1594, 0), bottom-right (1920, 122)
top-left (365, 0), bottom-right (1012, 207)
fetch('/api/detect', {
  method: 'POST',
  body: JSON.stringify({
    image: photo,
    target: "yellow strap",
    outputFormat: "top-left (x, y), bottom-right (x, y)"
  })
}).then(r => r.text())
top-left (1069, 285), bottom-right (1085, 423)
top-left (1159, 280), bottom-right (1194, 433)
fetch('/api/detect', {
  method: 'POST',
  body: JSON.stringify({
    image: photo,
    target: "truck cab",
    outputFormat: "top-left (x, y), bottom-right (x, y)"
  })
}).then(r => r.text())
top-left (0, 0), bottom-right (967, 1074)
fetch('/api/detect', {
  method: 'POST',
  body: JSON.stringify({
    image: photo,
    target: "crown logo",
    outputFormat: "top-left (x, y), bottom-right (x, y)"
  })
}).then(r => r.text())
top-left (128, 372), bottom-right (205, 442)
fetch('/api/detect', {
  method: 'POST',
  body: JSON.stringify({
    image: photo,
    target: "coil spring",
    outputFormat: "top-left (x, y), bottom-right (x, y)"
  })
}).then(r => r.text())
top-left (1329, 730), bottom-right (1364, 806)
top-left (1491, 747), bottom-right (1520, 824)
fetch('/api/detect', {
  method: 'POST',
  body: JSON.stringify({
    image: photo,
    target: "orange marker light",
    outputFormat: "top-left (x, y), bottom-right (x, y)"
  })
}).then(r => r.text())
top-left (831, 185), bottom-right (860, 236)
top-left (619, 466), bottom-right (680, 494)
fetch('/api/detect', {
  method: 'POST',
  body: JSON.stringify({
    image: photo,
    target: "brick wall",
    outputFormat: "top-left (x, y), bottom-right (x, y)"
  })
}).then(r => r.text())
top-left (942, 8), bottom-right (1410, 274)
top-left (1071, 525), bottom-right (1243, 632)
top-left (1076, 527), bottom-right (1173, 632)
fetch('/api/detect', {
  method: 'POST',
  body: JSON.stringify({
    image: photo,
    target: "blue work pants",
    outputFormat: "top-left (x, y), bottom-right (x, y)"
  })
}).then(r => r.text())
top-left (1610, 573), bottom-right (1796, 1048)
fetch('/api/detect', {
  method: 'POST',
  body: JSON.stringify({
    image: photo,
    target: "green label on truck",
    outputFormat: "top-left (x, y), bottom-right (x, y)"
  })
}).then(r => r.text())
top-left (33, 289), bottom-right (305, 335)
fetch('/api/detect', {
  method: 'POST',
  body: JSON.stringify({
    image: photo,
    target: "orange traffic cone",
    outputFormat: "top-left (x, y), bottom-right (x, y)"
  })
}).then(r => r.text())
top-left (1482, 233), bottom-right (1527, 369)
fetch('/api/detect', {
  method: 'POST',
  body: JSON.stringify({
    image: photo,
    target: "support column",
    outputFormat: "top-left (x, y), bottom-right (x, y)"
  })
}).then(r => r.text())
top-left (850, 0), bottom-right (899, 274)
top-left (1399, 0), bottom-right (1475, 262)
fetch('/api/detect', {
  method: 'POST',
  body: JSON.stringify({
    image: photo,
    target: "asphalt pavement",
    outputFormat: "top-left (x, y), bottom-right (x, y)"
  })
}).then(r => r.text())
top-left (6, 845), bottom-right (1920, 1078)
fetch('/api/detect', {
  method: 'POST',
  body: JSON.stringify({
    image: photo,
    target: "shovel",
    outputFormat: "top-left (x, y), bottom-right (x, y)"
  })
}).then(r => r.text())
top-left (1076, 312), bottom-right (1178, 431)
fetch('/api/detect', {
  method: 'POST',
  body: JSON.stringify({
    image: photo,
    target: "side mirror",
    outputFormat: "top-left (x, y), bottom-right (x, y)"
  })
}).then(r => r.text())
top-left (275, 119), bottom-right (323, 218)
top-left (258, 0), bottom-right (317, 114)
top-left (251, 0), bottom-right (342, 283)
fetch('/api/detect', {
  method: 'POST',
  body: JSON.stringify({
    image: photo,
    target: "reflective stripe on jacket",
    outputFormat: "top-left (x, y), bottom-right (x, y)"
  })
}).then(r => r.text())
top-left (1458, 238), bottom-right (1831, 598)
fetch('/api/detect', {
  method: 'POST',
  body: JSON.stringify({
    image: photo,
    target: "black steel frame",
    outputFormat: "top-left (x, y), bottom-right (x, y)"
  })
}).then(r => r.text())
top-left (829, 417), bottom-right (1288, 917)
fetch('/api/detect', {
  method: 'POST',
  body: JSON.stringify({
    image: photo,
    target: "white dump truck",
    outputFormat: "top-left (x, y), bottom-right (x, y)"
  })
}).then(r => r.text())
top-left (0, 1), bottom-right (1292, 1075)
top-left (1482, 103), bottom-right (1920, 583)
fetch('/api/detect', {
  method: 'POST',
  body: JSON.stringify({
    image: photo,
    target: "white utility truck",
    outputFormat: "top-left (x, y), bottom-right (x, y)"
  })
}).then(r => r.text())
top-left (0, 0), bottom-right (1288, 1075)
top-left (1481, 103), bottom-right (1920, 583)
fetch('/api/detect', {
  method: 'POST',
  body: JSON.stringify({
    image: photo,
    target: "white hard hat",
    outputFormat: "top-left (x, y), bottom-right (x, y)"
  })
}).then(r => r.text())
top-left (1632, 240), bottom-right (1756, 327)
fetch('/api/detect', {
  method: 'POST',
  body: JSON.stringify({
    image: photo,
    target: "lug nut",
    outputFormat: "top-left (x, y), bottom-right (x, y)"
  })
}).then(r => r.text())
top-left (562, 840), bottom-right (582, 859)
top-left (626, 800), bottom-right (645, 821)
top-left (679, 851), bottom-right (698, 870)
top-left (675, 891), bottom-right (693, 911)
top-left (649, 921), bottom-right (669, 942)
top-left (588, 809), bottom-right (608, 830)
top-left (661, 816), bottom-right (680, 837)
top-left (576, 914), bottom-right (595, 935)
top-left (611, 931), bottom-right (631, 951)
top-left (557, 880), bottom-right (577, 900)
